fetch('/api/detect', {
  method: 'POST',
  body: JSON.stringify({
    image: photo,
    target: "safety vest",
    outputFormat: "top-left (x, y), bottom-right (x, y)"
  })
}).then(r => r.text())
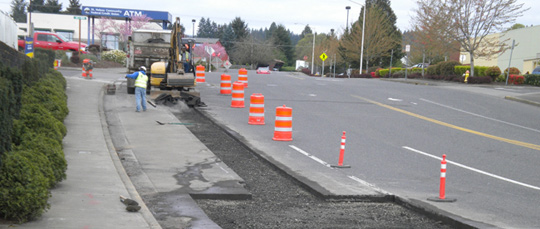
top-left (135, 72), bottom-right (148, 88)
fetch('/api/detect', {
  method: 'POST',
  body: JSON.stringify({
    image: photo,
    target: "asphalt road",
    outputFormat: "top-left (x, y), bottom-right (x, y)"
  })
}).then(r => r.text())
top-left (196, 70), bottom-right (540, 228)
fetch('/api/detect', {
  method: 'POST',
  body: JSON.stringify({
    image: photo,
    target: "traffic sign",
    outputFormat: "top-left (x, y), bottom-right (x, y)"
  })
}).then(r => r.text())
top-left (303, 55), bottom-right (308, 61)
top-left (319, 53), bottom-right (328, 61)
top-left (74, 16), bottom-right (87, 20)
top-left (224, 60), bottom-right (232, 69)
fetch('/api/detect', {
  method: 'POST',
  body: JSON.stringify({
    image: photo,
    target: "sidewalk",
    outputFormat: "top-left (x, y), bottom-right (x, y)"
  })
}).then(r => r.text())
top-left (5, 77), bottom-right (156, 228)
top-left (3, 70), bottom-right (250, 228)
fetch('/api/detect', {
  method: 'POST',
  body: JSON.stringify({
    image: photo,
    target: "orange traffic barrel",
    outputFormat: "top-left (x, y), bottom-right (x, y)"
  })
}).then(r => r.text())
top-left (82, 67), bottom-right (86, 77)
top-left (231, 81), bottom-right (245, 108)
top-left (196, 65), bottom-right (205, 83)
top-left (273, 105), bottom-right (292, 141)
top-left (238, 68), bottom-right (248, 87)
top-left (220, 74), bottom-right (232, 95)
top-left (248, 93), bottom-right (265, 125)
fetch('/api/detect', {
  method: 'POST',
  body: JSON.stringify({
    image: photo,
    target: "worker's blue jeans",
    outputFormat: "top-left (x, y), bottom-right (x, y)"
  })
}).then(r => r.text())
top-left (135, 87), bottom-right (147, 112)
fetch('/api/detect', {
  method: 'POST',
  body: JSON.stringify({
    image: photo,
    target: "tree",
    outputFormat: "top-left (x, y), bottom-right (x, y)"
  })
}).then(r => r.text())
top-left (300, 25), bottom-right (312, 39)
top-left (270, 24), bottom-right (294, 65)
top-left (220, 24), bottom-right (236, 53)
top-left (230, 17), bottom-right (248, 41)
top-left (411, 0), bottom-right (459, 65)
top-left (422, 0), bottom-right (528, 76)
top-left (340, 5), bottom-right (399, 70)
top-left (366, 0), bottom-right (403, 67)
top-left (231, 35), bottom-right (276, 69)
top-left (508, 23), bottom-right (525, 31)
top-left (197, 17), bottom-right (218, 38)
top-left (44, 0), bottom-right (61, 13)
top-left (10, 0), bottom-right (27, 23)
top-left (94, 15), bottom-right (151, 49)
top-left (65, 0), bottom-right (81, 15)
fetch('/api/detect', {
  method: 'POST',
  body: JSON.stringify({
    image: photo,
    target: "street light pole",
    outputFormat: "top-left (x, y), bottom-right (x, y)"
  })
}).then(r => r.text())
top-left (345, 6), bottom-right (351, 32)
top-left (311, 33), bottom-right (315, 75)
top-left (192, 19), bottom-right (196, 38)
top-left (360, 5), bottom-right (366, 74)
top-left (349, 0), bottom-right (366, 74)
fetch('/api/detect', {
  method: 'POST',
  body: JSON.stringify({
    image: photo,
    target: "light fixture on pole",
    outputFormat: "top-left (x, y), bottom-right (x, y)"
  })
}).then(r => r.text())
top-left (349, 0), bottom-right (366, 74)
top-left (345, 6), bottom-right (351, 32)
top-left (192, 19), bottom-right (196, 38)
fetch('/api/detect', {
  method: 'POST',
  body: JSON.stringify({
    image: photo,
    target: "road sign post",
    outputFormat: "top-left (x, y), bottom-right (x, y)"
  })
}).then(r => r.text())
top-left (74, 16), bottom-right (87, 55)
top-left (320, 53), bottom-right (328, 76)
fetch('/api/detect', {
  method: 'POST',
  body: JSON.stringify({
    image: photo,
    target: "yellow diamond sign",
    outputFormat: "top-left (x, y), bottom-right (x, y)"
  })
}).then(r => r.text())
top-left (319, 53), bottom-right (328, 61)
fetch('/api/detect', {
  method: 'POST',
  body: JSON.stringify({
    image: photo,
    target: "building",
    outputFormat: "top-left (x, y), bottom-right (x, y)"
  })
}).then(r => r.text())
top-left (17, 6), bottom-right (171, 50)
top-left (460, 25), bottom-right (540, 74)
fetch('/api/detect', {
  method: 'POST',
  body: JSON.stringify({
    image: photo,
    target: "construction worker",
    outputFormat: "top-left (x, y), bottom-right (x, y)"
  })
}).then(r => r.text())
top-left (181, 46), bottom-right (191, 73)
top-left (126, 66), bottom-right (149, 112)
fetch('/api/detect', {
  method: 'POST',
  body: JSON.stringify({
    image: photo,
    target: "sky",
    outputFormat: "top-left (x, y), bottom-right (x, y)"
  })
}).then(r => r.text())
top-left (0, 0), bottom-right (539, 35)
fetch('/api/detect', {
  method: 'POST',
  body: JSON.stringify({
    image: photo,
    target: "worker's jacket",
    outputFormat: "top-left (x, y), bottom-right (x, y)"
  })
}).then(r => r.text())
top-left (126, 70), bottom-right (148, 88)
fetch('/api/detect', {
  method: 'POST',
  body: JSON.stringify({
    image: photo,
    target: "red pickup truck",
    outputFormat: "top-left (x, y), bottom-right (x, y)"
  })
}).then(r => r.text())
top-left (18, 32), bottom-right (88, 53)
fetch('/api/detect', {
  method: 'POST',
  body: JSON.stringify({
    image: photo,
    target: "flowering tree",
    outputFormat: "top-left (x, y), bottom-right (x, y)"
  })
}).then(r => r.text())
top-left (94, 15), bottom-right (152, 46)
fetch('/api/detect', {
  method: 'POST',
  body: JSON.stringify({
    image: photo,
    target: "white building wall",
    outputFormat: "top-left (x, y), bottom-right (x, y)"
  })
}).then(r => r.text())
top-left (498, 25), bottom-right (540, 74)
top-left (0, 10), bottom-right (19, 49)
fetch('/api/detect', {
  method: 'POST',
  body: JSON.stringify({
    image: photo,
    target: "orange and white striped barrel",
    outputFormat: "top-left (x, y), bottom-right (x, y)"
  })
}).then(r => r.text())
top-left (82, 67), bottom-right (87, 77)
top-left (238, 68), bottom-right (248, 87)
top-left (87, 69), bottom-right (93, 79)
top-left (220, 74), bottom-right (232, 95)
top-left (273, 105), bottom-right (292, 141)
top-left (196, 65), bottom-right (205, 83)
top-left (248, 93), bottom-right (265, 125)
top-left (231, 81), bottom-right (245, 108)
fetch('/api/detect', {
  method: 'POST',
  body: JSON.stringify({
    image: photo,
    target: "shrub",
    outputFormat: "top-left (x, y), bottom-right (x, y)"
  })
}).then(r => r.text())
top-left (508, 74), bottom-right (524, 85)
top-left (467, 76), bottom-right (493, 84)
top-left (15, 103), bottom-right (66, 145)
top-left (300, 68), bottom-right (311, 76)
top-left (70, 51), bottom-right (80, 64)
top-left (504, 67), bottom-right (520, 75)
top-left (438, 60), bottom-right (461, 76)
top-left (101, 50), bottom-right (127, 65)
top-left (426, 65), bottom-right (438, 75)
top-left (22, 80), bottom-right (68, 122)
top-left (378, 69), bottom-right (389, 77)
top-left (0, 150), bottom-right (51, 223)
top-left (485, 66), bottom-right (502, 81)
top-left (524, 74), bottom-right (540, 86)
top-left (280, 66), bottom-right (295, 72)
top-left (495, 74), bottom-right (506, 82)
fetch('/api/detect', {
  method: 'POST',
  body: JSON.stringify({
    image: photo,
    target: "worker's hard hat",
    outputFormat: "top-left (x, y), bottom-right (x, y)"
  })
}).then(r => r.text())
top-left (139, 66), bottom-right (147, 71)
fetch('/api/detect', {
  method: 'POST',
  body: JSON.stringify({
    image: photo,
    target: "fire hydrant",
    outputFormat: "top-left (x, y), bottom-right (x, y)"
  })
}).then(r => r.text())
top-left (463, 70), bottom-right (470, 83)
top-left (82, 59), bottom-right (94, 79)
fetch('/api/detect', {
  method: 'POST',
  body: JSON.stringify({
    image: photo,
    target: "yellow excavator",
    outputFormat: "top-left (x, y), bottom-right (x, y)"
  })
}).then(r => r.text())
top-left (150, 17), bottom-right (202, 106)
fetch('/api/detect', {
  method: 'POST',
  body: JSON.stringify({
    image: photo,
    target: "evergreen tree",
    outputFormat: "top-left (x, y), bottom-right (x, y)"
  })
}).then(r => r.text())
top-left (230, 17), bottom-right (248, 41)
top-left (300, 25), bottom-right (312, 39)
top-left (44, 0), bottom-right (62, 13)
top-left (10, 0), bottom-right (27, 23)
top-left (29, 0), bottom-right (44, 12)
top-left (65, 0), bottom-right (81, 15)
top-left (271, 24), bottom-right (294, 65)
top-left (267, 22), bottom-right (277, 39)
top-left (220, 24), bottom-right (236, 53)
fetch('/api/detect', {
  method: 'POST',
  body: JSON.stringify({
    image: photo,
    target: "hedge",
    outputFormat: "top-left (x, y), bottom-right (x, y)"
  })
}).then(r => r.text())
top-left (0, 45), bottom-right (67, 223)
top-left (524, 74), bottom-right (540, 86)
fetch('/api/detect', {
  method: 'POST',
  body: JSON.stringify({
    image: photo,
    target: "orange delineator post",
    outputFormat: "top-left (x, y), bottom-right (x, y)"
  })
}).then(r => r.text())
top-left (331, 131), bottom-right (351, 168)
top-left (196, 65), bottom-right (206, 83)
top-left (231, 81), bottom-right (245, 108)
top-left (248, 93), bottom-right (265, 125)
top-left (220, 74), bottom-right (232, 95)
top-left (238, 68), bottom-right (248, 87)
top-left (428, 154), bottom-right (456, 202)
top-left (273, 105), bottom-right (292, 141)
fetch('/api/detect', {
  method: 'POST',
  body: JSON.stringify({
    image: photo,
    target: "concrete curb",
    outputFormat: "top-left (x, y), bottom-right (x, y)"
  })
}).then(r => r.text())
top-left (505, 96), bottom-right (540, 108)
top-left (98, 85), bottom-right (162, 229)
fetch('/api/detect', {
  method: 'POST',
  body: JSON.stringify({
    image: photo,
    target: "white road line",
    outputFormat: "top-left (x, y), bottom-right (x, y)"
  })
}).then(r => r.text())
top-left (289, 145), bottom-right (332, 168)
top-left (403, 146), bottom-right (540, 191)
top-left (388, 98), bottom-right (403, 102)
top-left (420, 98), bottom-right (540, 134)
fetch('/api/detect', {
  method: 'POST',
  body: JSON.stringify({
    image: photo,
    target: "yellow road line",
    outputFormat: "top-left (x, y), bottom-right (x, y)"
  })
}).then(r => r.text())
top-left (352, 95), bottom-right (540, 151)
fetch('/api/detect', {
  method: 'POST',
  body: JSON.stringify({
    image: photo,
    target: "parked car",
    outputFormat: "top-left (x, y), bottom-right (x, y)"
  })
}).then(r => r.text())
top-left (532, 66), bottom-right (540, 75)
top-left (256, 66), bottom-right (271, 74)
top-left (409, 63), bottom-right (429, 69)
